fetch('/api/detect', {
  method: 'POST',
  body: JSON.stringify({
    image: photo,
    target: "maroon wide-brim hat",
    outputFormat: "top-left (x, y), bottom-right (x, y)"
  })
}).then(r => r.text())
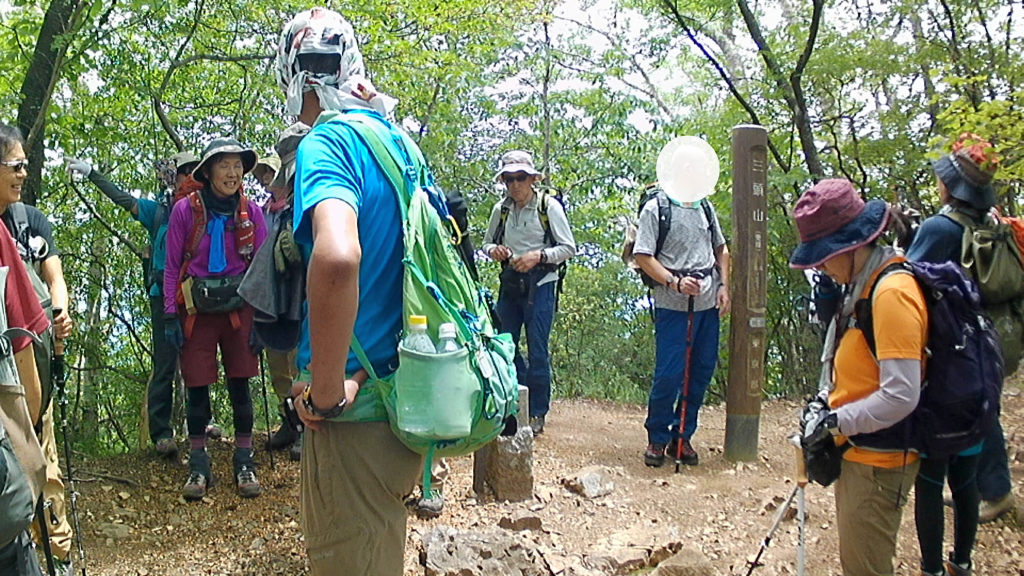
top-left (789, 179), bottom-right (890, 270)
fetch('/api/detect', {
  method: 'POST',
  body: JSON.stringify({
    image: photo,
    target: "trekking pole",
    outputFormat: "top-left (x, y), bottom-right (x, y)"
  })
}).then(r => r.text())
top-left (791, 434), bottom-right (807, 576)
top-left (36, 499), bottom-right (56, 576)
top-left (744, 484), bottom-right (799, 576)
top-left (675, 293), bottom-right (696, 473)
top-left (52, 309), bottom-right (87, 576)
top-left (258, 353), bottom-right (275, 471)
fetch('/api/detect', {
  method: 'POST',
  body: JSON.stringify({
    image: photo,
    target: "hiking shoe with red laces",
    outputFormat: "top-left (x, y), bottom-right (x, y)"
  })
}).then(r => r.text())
top-left (644, 443), bottom-right (667, 467)
top-left (233, 448), bottom-right (262, 498)
top-left (235, 465), bottom-right (262, 499)
top-left (667, 438), bottom-right (699, 466)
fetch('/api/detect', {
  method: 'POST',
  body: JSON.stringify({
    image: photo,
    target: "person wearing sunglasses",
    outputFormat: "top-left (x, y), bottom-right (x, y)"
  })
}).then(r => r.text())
top-left (481, 150), bottom-right (576, 436)
top-left (0, 122), bottom-right (75, 572)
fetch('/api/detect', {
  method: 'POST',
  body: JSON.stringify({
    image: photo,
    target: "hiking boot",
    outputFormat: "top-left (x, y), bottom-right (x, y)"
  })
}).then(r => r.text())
top-left (183, 449), bottom-right (212, 501)
top-left (415, 488), bottom-right (444, 519)
top-left (979, 493), bottom-right (1015, 523)
top-left (289, 434), bottom-right (302, 462)
top-left (944, 554), bottom-right (972, 576)
top-left (233, 448), bottom-right (262, 499)
top-left (206, 421), bottom-right (223, 440)
top-left (154, 437), bottom-right (178, 459)
top-left (644, 443), bottom-right (666, 467)
top-left (529, 416), bottom-right (545, 435)
top-left (265, 418), bottom-right (299, 452)
top-left (668, 438), bottom-right (699, 466)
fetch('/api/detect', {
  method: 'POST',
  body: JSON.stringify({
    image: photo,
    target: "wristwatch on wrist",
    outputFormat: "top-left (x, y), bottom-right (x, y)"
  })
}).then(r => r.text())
top-left (824, 412), bottom-right (840, 435)
top-left (301, 383), bottom-right (348, 419)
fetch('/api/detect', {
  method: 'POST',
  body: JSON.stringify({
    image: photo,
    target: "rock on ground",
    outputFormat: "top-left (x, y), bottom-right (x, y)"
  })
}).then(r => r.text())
top-left (423, 526), bottom-right (548, 576)
top-left (562, 465), bottom-right (614, 499)
top-left (651, 546), bottom-right (719, 576)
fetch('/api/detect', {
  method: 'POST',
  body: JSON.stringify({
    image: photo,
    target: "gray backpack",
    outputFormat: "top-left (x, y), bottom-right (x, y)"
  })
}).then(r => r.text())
top-left (0, 266), bottom-right (46, 547)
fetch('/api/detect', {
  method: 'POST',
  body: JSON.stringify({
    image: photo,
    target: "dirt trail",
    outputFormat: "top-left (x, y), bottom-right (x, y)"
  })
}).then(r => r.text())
top-left (76, 386), bottom-right (1024, 575)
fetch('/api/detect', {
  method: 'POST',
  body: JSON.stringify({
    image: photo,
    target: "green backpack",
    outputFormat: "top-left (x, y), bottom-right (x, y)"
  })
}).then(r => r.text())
top-left (313, 112), bottom-right (519, 493)
top-left (946, 209), bottom-right (1024, 375)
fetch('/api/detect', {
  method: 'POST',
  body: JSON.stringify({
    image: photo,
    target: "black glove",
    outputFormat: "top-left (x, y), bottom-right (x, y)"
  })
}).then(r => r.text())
top-left (801, 406), bottom-right (844, 487)
top-left (164, 315), bottom-right (184, 349)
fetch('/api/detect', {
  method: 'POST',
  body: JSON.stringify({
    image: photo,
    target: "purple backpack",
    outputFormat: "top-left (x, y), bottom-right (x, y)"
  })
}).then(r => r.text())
top-left (851, 261), bottom-right (1003, 458)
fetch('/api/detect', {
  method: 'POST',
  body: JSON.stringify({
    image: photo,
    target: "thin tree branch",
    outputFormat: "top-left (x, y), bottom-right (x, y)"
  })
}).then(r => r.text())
top-left (661, 0), bottom-right (789, 171)
top-left (66, 181), bottom-right (143, 258)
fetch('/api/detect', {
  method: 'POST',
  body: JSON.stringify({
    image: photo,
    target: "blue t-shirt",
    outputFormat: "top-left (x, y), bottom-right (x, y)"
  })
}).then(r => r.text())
top-left (135, 197), bottom-right (170, 296)
top-left (293, 110), bottom-right (404, 377)
top-left (906, 214), bottom-right (963, 264)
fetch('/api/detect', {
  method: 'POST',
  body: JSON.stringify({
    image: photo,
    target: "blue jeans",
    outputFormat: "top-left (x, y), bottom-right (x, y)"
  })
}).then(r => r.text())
top-left (978, 417), bottom-right (1012, 501)
top-left (645, 307), bottom-right (720, 445)
top-left (496, 276), bottom-right (556, 418)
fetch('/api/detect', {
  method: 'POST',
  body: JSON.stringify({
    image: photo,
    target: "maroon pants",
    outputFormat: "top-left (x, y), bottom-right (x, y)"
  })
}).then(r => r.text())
top-left (180, 306), bottom-right (258, 387)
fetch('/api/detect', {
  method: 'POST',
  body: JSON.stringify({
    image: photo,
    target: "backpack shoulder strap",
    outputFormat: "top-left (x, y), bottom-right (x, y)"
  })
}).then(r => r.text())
top-left (654, 191), bottom-right (672, 257)
top-left (855, 261), bottom-right (914, 358)
top-left (700, 199), bottom-right (718, 246)
top-left (537, 192), bottom-right (555, 246)
top-left (184, 192), bottom-right (206, 263)
top-left (493, 197), bottom-right (514, 246)
top-left (8, 202), bottom-right (31, 260)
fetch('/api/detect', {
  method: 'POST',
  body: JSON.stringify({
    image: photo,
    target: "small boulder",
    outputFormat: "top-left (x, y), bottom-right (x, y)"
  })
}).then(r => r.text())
top-left (96, 522), bottom-right (131, 540)
top-left (562, 466), bottom-right (614, 499)
top-left (651, 546), bottom-right (718, 576)
top-left (498, 513), bottom-right (543, 532)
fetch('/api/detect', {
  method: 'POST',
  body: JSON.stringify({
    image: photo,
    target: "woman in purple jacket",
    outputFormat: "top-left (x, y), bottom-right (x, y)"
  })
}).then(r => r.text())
top-left (163, 138), bottom-right (268, 500)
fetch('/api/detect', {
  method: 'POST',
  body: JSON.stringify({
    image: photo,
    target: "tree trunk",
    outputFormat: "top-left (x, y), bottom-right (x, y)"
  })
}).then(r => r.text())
top-left (15, 0), bottom-right (77, 206)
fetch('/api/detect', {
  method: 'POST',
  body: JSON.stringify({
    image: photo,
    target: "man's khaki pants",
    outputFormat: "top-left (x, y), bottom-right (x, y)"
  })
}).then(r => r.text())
top-left (301, 420), bottom-right (422, 576)
top-left (31, 402), bottom-right (72, 561)
top-left (834, 458), bottom-right (920, 576)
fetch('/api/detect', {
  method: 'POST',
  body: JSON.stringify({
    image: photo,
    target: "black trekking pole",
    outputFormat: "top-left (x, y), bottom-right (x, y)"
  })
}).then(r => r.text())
top-left (674, 293), bottom-right (696, 473)
top-left (52, 309), bottom-right (86, 576)
top-left (36, 499), bottom-right (56, 576)
top-left (257, 354), bottom-right (275, 471)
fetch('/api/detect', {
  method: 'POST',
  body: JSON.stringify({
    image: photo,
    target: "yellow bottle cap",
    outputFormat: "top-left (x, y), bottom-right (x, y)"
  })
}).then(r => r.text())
top-left (409, 315), bottom-right (428, 327)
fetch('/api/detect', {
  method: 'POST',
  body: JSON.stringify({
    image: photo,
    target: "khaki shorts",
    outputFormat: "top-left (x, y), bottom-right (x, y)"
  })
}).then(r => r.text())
top-left (834, 458), bottom-right (920, 576)
top-left (301, 420), bottom-right (422, 576)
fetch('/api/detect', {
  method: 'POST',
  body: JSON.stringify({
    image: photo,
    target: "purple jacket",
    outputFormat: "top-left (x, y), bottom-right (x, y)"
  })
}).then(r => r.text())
top-left (163, 194), bottom-right (268, 314)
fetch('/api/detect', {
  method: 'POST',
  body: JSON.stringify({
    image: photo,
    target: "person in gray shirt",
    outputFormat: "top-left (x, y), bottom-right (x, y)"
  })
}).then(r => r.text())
top-left (633, 185), bottom-right (730, 467)
top-left (482, 150), bottom-right (575, 435)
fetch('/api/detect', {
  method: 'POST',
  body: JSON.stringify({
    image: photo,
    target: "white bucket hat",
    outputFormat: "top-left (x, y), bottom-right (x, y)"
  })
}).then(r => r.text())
top-left (494, 150), bottom-right (543, 182)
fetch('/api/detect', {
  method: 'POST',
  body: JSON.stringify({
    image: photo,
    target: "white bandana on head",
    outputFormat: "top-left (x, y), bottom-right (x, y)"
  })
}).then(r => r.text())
top-left (276, 8), bottom-right (397, 117)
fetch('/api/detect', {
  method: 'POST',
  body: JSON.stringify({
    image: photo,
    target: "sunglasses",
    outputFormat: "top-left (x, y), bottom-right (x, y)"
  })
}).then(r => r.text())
top-left (503, 174), bottom-right (529, 183)
top-left (1, 160), bottom-right (29, 173)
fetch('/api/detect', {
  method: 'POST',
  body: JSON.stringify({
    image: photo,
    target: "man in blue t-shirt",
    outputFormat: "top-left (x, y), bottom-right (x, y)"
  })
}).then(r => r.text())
top-left (279, 9), bottom-right (423, 575)
top-left (65, 152), bottom-right (199, 458)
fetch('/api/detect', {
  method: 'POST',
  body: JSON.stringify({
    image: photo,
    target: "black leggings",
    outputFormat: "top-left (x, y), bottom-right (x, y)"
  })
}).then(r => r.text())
top-left (186, 378), bottom-right (253, 439)
top-left (915, 453), bottom-right (980, 572)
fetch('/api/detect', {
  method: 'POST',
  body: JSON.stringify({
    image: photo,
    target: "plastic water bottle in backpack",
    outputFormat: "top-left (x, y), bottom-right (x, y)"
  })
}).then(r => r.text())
top-left (436, 323), bottom-right (460, 353)
top-left (397, 315), bottom-right (435, 435)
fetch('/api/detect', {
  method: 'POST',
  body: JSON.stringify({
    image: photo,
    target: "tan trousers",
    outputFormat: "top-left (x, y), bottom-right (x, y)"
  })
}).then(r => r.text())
top-left (265, 349), bottom-right (298, 402)
top-left (301, 420), bottom-right (422, 576)
top-left (834, 458), bottom-right (920, 576)
top-left (30, 402), bottom-right (71, 561)
top-left (418, 458), bottom-right (449, 493)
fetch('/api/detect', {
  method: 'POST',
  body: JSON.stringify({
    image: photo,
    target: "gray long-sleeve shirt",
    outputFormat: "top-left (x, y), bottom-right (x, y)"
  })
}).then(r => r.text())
top-left (835, 358), bottom-right (921, 436)
top-left (482, 193), bottom-right (576, 286)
